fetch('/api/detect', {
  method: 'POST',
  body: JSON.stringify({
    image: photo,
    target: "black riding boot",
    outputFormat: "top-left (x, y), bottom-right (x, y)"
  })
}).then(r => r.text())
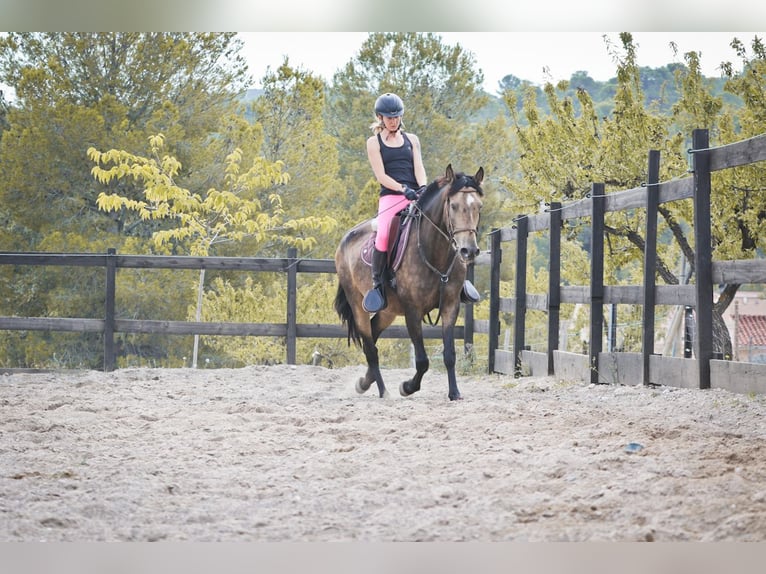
top-left (363, 248), bottom-right (388, 313)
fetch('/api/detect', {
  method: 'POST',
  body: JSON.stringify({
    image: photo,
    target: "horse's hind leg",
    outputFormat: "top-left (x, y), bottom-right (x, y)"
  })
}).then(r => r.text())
top-left (356, 313), bottom-right (395, 398)
top-left (355, 337), bottom-right (387, 398)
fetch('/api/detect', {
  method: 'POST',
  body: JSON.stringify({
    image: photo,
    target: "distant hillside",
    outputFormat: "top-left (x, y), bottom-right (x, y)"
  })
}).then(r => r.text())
top-left (240, 65), bottom-right (743, 126)
top-left (489, 64), bottom-right (741, 123)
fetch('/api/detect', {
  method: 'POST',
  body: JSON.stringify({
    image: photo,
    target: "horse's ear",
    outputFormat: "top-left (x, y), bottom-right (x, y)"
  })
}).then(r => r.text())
top-left (445, 164), bottom-right (454, 181)
top-left (475, 167), bottom-right (484, 185)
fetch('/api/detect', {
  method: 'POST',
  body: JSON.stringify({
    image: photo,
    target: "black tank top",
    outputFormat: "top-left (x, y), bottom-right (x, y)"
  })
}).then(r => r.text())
top-left (377, 132), bottom-right (418, 196)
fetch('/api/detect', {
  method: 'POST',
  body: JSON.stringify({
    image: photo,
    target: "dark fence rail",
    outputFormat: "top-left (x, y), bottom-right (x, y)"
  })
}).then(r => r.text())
top-left (6, 129), bottom-right (765, 392)
top-left (486, 130), bottom-right (766, 394)
top-left (0, 247), bottom-right (474, 371)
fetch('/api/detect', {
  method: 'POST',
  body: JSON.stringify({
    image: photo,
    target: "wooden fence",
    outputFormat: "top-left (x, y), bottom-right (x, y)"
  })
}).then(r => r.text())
top-left (3, 128), bottom-right (766, 394)
top-left (486, 129), bottom-right (766, 394)
top-left (0, 248), bottom-right (476, 371)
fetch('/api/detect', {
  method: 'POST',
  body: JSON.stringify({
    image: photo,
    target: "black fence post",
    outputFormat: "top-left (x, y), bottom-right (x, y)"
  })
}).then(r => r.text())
top-left (488, 229), bottom-right (501, 373)
top-left (104, 248), bottom-right (117, 372)
top-left (513, 215), bottom-right (528, 378)
top-left (642, 150), bottom-right (661, 385)
top-left (286, 247), bottom-right (298, 365)
top-left (589, 184), bottom-right (605, 384)
top-left (692, 128), bottom-right (713, 389)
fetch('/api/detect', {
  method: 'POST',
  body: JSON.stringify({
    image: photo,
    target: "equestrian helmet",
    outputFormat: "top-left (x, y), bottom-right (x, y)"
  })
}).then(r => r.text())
top-left (374, 93), bottom-right (404, 117)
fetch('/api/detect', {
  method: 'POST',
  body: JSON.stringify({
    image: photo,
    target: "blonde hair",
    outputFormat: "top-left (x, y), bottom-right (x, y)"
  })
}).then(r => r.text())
top-left (369, 115), bottom-right (405, 135)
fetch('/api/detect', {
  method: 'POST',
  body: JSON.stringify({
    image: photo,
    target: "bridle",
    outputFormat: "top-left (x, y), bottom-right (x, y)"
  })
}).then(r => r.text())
top-left (409, 185), bottom-right (481, 324)
top-left (444, 191), bottom-right (481, 248)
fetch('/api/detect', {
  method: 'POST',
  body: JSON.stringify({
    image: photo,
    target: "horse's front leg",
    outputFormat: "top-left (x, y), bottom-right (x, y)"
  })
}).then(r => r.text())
top-left (399, 311), bottom-right (429, 397)
top-left (442, 324), bottom-right (462, 400)
top-left (441, 306), bottom-right (463, 401)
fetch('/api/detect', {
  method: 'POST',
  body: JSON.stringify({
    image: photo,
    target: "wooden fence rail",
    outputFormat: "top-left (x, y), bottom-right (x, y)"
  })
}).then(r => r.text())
top-left (486, 129), bottom-right (766, 394)
top-left (0, 247), bottom-right (474, 371)
top-left (5, 129), bottom-right (766, 393)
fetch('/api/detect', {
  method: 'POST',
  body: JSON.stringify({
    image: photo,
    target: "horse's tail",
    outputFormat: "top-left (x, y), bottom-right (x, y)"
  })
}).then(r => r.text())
top-left (334, 282), bottom-right (362, 348)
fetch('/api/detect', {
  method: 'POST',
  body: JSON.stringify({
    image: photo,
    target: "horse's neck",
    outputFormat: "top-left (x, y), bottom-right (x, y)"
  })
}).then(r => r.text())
top-left (417, 201), bottom-right (451, 265)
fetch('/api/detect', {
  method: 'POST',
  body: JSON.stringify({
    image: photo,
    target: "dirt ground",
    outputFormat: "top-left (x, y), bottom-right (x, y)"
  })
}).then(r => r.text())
top-left (2, 363), bottom-right (766, 542)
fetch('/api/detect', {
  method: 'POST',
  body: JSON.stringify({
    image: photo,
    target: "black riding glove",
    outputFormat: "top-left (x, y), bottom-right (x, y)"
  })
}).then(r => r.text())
top-left (403, 186), bottom-right (418, 201)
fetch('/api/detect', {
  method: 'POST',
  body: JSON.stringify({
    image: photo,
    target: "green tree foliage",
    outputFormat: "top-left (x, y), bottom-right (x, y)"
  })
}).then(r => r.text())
top-left (327, 33), bottom-right (490, 196)
top-left (0, 87), bottom-right (8, 136)
top-left (2, 30), bottom-right (763, 369)
top-left (249, 59), bottom-right (346, 257)
top-left (0, 33), bottom-right (249, 245)
top-left (90, 131), bottom-right (337, 366)
top-left (0, 33), bottom-right (250, 367)
top-left (326, 32), bottom-right (515, 247)
top-left (502, 32), bottom-right (766, 358)
top-left (198, 273), bottom-right (357, 368)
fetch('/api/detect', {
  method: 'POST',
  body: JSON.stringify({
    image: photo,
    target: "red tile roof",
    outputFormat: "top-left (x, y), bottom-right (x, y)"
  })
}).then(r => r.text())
top-left (736, 315), bottom-right (766, 347)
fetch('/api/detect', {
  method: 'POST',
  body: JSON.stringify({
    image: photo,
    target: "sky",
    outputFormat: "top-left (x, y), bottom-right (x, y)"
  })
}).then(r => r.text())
top-left (0, 31), bottom-right (761, 102)
top-left (240, 32), bottom-right (763, 93)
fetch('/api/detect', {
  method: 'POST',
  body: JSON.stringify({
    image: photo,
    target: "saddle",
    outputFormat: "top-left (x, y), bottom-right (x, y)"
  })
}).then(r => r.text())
top-left (359, 207), bottom-right (481, 305)
top-left (360, 209), bottom-right (415, 288)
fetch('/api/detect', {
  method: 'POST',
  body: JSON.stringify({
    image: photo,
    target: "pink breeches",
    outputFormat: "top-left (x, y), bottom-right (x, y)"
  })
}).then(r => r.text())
top-left (374, 194), bottom-right (410, 251)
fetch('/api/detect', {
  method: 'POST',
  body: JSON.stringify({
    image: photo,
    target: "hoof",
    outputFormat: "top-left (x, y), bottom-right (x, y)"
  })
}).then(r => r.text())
top-left (399, 381), bottom-right (417, 397)
top-left (356, 377), bottom-right (371, 394)
top-left (449, 394), bottom-right (464, 401)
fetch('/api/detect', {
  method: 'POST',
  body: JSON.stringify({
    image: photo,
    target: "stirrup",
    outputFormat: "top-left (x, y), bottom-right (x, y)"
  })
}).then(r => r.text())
top-left (460, 280), bottom-right (480, 304)
top-left (363, 285), bottom-right (387, 313)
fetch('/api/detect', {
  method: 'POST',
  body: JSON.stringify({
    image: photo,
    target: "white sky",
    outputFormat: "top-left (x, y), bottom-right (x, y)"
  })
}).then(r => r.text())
top-left (0, 31), bottom-right (761, 101)
top-left (241, 32), bottom-right (764, 93)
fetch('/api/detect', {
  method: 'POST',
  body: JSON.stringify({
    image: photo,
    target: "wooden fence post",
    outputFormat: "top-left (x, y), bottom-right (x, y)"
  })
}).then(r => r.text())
top-left (589, 184), bottom-right (605, 384)
top-left (104, 248), bottom-right (117, 372)
top-left (488, 228), bottom-right (501, 373)
top-left (286, 247), bottom-right (298, 365)
top-left (547, 202), bottom-right (561, 375)
top-left (642, 150), bottom-right (661, 385)
top-left (692, 128), bottom-right (713, 389)
top-left (513, 215), bottom-right (528, 377)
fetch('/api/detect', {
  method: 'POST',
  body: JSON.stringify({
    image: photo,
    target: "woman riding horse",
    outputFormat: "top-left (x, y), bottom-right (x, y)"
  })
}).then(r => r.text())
top-left (364, 92), bottom-right (479, 313)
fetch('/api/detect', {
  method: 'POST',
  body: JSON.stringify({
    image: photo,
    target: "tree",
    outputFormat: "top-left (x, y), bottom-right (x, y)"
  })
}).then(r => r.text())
top-left (501, 33), bottom-right (686, 353)
top-left (502, 32), bottom-right (766, 359)
top-left (326, 33), bottom-right (490, 198)
top-left (0, 33), bottom-right (250, 367)
top-left (707, 35), bottom-right (766, 355)
top-left (90, 132), bottom-right (337, 367)
top-left (250, 58), bottom-right (347, 257)
top-left (0, 33), bottom-right (249, 244)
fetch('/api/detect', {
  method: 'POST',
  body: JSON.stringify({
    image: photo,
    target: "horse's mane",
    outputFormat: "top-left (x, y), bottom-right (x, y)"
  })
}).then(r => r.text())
top-left (417, 169), bottom-right (484, 211)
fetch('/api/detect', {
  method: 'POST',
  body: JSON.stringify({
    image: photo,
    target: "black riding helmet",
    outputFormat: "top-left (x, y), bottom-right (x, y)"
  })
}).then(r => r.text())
top-left (374, 93), bottom-right (404, 117)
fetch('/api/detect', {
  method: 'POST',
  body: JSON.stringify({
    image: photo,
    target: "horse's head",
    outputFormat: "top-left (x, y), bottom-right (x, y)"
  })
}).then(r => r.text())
top-left (440, 164), bottom-right (484, 262)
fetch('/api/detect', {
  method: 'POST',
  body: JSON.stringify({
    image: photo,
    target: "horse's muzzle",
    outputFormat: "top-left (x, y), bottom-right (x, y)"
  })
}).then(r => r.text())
top-left (458, 244), bottom-right (481, 261)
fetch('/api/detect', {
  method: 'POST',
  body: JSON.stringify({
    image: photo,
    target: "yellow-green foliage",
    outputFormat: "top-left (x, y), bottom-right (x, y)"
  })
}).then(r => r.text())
top-left (196, 276), bottom-right (285, 365)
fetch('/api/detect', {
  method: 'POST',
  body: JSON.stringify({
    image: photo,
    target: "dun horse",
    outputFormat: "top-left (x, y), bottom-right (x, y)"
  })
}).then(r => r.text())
top-left (334, 165), bottom-right (484, 401)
